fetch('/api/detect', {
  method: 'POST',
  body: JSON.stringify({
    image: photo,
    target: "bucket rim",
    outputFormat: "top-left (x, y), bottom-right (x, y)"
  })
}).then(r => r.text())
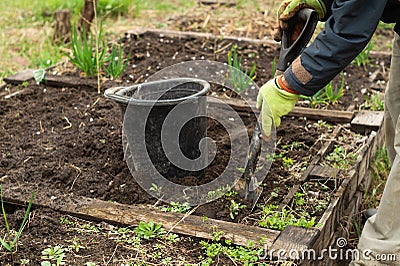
top-left (104, 78), bottom-right (210, 106)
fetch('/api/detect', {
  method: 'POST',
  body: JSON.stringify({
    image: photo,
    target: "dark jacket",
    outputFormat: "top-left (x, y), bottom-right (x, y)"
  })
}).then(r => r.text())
top-left (284, 0), bottom-right (400, 96)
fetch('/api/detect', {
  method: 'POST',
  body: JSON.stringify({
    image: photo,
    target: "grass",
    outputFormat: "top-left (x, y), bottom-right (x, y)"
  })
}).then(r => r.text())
top-left (0, 0), bottom-right (195, 83)
top-left (0, 186), bottom-right (34, 261)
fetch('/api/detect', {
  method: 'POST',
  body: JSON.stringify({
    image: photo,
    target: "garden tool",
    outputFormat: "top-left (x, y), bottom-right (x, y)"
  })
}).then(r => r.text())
top-left (237, 8), bottom-right (318, 210)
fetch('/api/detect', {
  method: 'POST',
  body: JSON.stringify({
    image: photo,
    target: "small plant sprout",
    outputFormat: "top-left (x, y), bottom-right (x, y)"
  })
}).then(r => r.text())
top-left (324, 72), bottom-right (345, 104)
top-left (353, 40), bottom-right (374, 69)
top-left (33, 68), bottom-right (46, 85)
top-left (67, 24), bottom-right (106, 78)
top-left (135, 221), bottom-right (166, 240)
top-left (361, 92), bottom-right (384, 111)
top-left (258, 204), bottom-right (316, 230)
top-left (229, 200), bottom-right (247, 220)
top-left (301, 72), bottom-right (345, 107)
top-left (149, 183), bottom-right (163, 197)
top-left (67, 237), bottom-right (85, 253)
top-left (0, 185), bottom-right (34, 260)
top-left (161, 201), bottom-right (191, 213)
top-left (227, 45), bottom-right (256, 92)
top-left (324, 145), bottom-right (358, 169)
top-left (41, 245), bottom-right (66, 266)
top-left (104, 43), bottom-right (129, 79)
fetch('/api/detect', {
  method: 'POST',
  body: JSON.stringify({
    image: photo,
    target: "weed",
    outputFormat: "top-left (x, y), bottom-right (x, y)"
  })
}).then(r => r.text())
top-left (112, 227), bottom-right (141, 247)
top-left (59, 216), bottom-right (75, 226)
top-left (67, 237), bottom-right (84, 253)
top-left (67, 24), bottom-right (106, 78)
top-left (199, 239), bottom-right (262, 265)
top-left (20, 259), bottom-right (30, 265)
top-left (135, 221), bottom-right (166, 240)
top-left (149, 183), bottom-right (163, 197)
top-left (41, 245), bottom-right (65, 266)
top-left (0, 186), bottom-right (34, 259)
top-left (300, 72), bottom-right (345, 107)
top-left (361, 93), bottom-right (384, 111)
top-left (161, 201), bottom-right (191, 213)
top-left (324, 145), bottom-right (358, 169)
top-left (227, 45), bottom-right (256, 92)
top-left (258, 204), bottom-right (316, 230)
top-left (104, 43), bottom-right (128, 79)
top-left (224, 188), bottom-right (238, 197)
top-left (165, 233), bottom-right (180, 243)
top-left (353, 41), bottom-right (374, 69)
top-left (324, 72), bottom-right (345, 104)
top-left (293, 192), bottom-right (306, 206)
top-left (33, 68), bottom-right (46, 85)
top-left (229, 199), bottom-right (247, 220)
top-left (281, 156), bottom-right (294, 168)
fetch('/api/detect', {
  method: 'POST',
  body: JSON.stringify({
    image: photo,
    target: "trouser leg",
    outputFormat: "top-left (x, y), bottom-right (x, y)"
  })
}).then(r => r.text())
top-left (384, 33), bottom-right (400, 166)
top-left (349, 33), bottom-right (400, 265)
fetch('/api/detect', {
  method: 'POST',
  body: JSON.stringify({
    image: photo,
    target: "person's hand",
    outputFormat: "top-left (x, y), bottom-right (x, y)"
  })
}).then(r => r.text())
top-left (256, 76), bottom-right (299, 137)
top-left (273, 0), bottom-right (326, 41)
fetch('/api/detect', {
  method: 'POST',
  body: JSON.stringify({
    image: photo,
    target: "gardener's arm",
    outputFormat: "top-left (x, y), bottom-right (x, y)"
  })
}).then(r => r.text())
top-left (284, 0), bottom-right (387, 96)
top-left (257, 0), bottom-right (388, 137)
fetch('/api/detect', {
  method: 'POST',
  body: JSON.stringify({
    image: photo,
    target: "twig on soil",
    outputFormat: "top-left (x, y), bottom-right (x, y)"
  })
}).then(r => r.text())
top-left (69, 164), bottom-right (82, 190)
top-left (63, 116), bottom-right (72, 130)
top-left (105, 244), bottom-right (119, 265)
top-left (166, 206), bottom-right (199, 235)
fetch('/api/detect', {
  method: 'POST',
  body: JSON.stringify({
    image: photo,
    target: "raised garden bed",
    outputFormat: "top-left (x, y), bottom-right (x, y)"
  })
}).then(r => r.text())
top-left (0, 29), bottom-right (387, 265)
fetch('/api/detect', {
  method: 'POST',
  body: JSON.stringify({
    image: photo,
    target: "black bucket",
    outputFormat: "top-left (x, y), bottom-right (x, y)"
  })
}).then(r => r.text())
top-left (105, 78), bottom-right (210, 181)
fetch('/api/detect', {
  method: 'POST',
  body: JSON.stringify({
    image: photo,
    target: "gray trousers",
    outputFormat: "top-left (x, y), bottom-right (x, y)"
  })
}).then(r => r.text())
top-left (350, 33), bottom-right (400, 265)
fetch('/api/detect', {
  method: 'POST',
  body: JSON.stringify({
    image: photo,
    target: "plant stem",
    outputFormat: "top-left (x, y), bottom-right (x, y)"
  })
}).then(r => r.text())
top-left (93, 0), bottom-right (101, 94)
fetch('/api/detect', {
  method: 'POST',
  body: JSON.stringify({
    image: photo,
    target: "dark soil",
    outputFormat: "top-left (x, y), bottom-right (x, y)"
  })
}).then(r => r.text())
top-left (0, 27), bottom-right (386, 265)
top-left (0, 82), bottom-right (332, 220)
top-left (0, 80), bottom-right (333, 265)
top-left (111, 31), bottom-right (390, 110)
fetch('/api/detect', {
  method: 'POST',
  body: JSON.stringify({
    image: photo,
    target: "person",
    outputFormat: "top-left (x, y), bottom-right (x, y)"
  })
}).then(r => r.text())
top-left (256, 0), bottom-right (400, 264)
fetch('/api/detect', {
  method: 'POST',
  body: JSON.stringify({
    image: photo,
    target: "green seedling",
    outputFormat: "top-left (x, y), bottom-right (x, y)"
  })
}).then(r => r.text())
top-left (361, 93), bottom-right (384, 111)
top-left (324, 72), bottom-right (345, 104)
top-left (301, 72), bottom-right (345, 107)
top-left (135, 221), bottom-right (166, 240)
top-left (353, 41), bottom-right (374, 69)
top-left (229, 199), bottom-right (247, 220)
top-left (41, 245), bottom-right (65, 266)
top-left (324, 145), bottom-right (358, 169)
top-left (281, 156), bottom-right (294, 168)
top-left (104, 43), bottom-right (129, 79)
top-left (199, 238), bottom-right (263, 265)
top-left (33, 68), bottom-right (46, 85)
top-left (258, 204), bottom-right (316, 230)
top-left (67, 237), bottom-right (84, 253)
top-left (0, 186), bottom-right (34, 259)
top-left (149, 183), bottom-right (163, 197)
top-left (67, 24), bottom-right (106, 78)
top-left (227, 45), bottom-right (256, 92)
top-left (161, 201), bottom-right (191, 213)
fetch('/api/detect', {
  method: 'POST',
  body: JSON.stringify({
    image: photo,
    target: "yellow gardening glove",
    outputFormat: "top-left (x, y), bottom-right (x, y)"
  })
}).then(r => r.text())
top-left (256, 77), bottom-right (299, 137)
top-left (273, 0), bottom-right (326, 41)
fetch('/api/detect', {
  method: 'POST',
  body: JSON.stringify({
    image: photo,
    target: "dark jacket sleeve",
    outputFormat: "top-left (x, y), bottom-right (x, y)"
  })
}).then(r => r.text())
top-left (284, 0), bottom-right (387, 96)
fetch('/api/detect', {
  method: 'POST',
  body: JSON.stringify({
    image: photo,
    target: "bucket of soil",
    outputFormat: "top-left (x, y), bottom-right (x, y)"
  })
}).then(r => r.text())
top-left (105, 78), bottom-right (210, 183)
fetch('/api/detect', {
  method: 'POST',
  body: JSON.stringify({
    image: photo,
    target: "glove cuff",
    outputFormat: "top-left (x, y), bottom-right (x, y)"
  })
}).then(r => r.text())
top-left (276, 75), bottom-right (299, 95)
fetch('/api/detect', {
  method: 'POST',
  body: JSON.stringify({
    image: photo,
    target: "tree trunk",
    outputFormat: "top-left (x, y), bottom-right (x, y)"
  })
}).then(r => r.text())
top-left (53, 9), bottom-right (71, 43)
top-left (77, 0), bottom-right (97, 35)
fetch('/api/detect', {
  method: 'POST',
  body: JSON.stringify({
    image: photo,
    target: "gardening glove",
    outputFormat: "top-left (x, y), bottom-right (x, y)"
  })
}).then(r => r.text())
top-left (256, 75), bottom-right (299, 137)
top-left (273, 0), bottom-right (326, 41)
